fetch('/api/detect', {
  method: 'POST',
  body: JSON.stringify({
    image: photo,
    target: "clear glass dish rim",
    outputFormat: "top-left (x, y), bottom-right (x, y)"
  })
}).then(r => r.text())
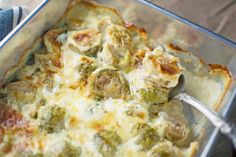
top-left (0, 0), bottom-right (235, 156)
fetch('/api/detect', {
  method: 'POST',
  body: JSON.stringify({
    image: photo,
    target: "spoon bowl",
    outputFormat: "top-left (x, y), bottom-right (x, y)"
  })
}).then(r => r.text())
top-left (169, 74), bottom-right (236, 149)
top-left (169, 74), bottom-right (185, 100)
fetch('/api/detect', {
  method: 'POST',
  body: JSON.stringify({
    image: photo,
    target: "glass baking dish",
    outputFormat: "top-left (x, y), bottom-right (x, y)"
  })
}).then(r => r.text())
top-left (0, 0), bottom-right (235, 156)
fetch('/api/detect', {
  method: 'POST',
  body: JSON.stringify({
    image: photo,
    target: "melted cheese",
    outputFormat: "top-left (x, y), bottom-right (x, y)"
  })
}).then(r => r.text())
top-left (142, 48), bottom-right (183, 88)
top-left (0, 1), bottom-right (205, 157)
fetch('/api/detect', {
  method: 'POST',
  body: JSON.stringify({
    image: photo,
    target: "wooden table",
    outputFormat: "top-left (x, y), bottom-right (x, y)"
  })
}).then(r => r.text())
top-left (150, 0), bottom-right (236, 42)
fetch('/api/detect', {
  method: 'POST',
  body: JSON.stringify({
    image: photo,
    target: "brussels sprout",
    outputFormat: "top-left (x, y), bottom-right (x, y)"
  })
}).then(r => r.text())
top-left (148, 104), bottom-right (162, 119)
top-left (60, 141), bottom-right (81, 157)
top-left (139, 88), bottom-right (169, 104)
top-left (149, 144), bottom-right (175, 157)
top-left (88, 67), bottom-right (129, 99)
top-left (133, 123), bottom-right (160, 150)
top-left (165, 115), bottom-right (190, 147)
top-left (37, 105), bottom-right (65, 133)
top-left (105, 24), bottom-right (132, 57)
top-left (98, 24), bottom-right (134, 71)
top-left (94, 130), bottom-right (122, 157)
top-left (136, 127), bottom-right (159, 151)
top-left (78, 56), bottom-right (97, 81)
top-left (67, 29), bottom-right (101, 56)
top-left (142, 49), bottom-right (183, 88)
top-left (151, 151), bottom-right (171, 157)
top-left (44, 28), bottom-right (66, 54)
top-left (157, 151), bottom-right (171, 157)
top-left (132, 123), bottom-right (152, 135)
top-left (118, 52), bottom-right (134, 73)
top-left (43, 28), bottom-right (66, 67)
top-left (158, 100), bottom-right (191, 147)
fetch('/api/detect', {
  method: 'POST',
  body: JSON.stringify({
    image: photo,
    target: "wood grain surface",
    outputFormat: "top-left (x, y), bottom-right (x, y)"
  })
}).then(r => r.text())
top-left (150, 0), bottom-right (236, 42)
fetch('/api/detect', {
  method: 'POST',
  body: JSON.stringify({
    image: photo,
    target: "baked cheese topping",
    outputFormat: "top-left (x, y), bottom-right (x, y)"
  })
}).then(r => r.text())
top-left (0, 1), bottom-right (199, 157)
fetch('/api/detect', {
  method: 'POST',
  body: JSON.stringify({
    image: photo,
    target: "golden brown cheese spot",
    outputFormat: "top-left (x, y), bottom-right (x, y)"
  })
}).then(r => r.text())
top-left (0, 103), bottom-right (35, 155)
top-left (142, 48), bottom-right (183, 88)
top-left (168, 43), bottom-right (188, 53)
top-left (68, 82), bottom-right (82, 90)
top-left (89, 121), bottom-right (104, 131)
top-left (51, 53), bottom-right (62, 68)
top-left (133, 49), bottom-right (146, 67)
top-left (0, 107), bottom-right (23, 128)
top-left (136, 112), bottom-right (145, 119)
top-left (69, 116), bottom-right (79, 127)
top-left (88, 112), bottom-right (115, 131)
top-left (160, 64), bottom-right (177, 75)
top-left (68, 29), bottom-right (101, 55)
top-left (74, 33), bottom-right (91, 44)
top-left (149, 55), bottom-right (180, 76)
top-left (80, 56), bottom-right (94, 64)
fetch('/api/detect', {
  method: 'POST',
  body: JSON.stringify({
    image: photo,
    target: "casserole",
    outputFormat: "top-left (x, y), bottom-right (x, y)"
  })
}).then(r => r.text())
top-left (0, 0), bottom-right (235, 157)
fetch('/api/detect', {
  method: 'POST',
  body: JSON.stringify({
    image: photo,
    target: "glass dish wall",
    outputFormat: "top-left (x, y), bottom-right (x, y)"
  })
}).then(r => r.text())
top-left (0, 0), bottom-right (235, 156)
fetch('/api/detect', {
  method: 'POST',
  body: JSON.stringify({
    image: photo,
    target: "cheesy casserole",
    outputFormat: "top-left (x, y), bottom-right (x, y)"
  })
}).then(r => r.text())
top-left (0, 1), bottom-right (231, 157)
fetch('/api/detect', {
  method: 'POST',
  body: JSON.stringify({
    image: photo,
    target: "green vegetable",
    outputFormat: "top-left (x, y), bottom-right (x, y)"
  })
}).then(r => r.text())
top-left (151, 151), bottom-right (171, 157)
top-left (78, 58), bottom-right (97, 81)
top-left (106, 24), bottom-right (132, 57)
top-left (99, 24), bottom-right (135, 71)
top-left (139, 88), bottom-right (169, 104)
top-left (38, 104), bottom-right (65, 133)
top-left (136, 126), bottom-right (159, 150)
top-left (89, 67), bottom-right (129, 99)
top-left (60, 141), bottom-right (81, 157)
top-left (150, 147), bottom-right (173, 157)
top-left (69, 44), bottom-right (101, 56)
top-left (44, 28), bottom-right (66, 54)
top-left (118, 52), bottom-right (134, 73)
top-left (68, 29), bottom-right (101, 56)
top-left (148, 104), bottom-right (162, 119)
top-left (94, 130), bottom-right (122, 157)
top-left (132, 123), bottom-right (152, 135)
top-left (165, 115), bottom-right (190, 147)
top-left (158, 100), bottom-right (191, 147)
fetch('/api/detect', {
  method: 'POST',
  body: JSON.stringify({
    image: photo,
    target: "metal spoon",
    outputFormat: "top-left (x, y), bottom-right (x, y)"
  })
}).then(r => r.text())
top-left (170, 74), bottom-right (236, 148)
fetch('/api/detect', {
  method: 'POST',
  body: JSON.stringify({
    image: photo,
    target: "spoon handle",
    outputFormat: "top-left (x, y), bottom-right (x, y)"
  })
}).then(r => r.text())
top-left (175, 92), bottom-right (236, 149)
